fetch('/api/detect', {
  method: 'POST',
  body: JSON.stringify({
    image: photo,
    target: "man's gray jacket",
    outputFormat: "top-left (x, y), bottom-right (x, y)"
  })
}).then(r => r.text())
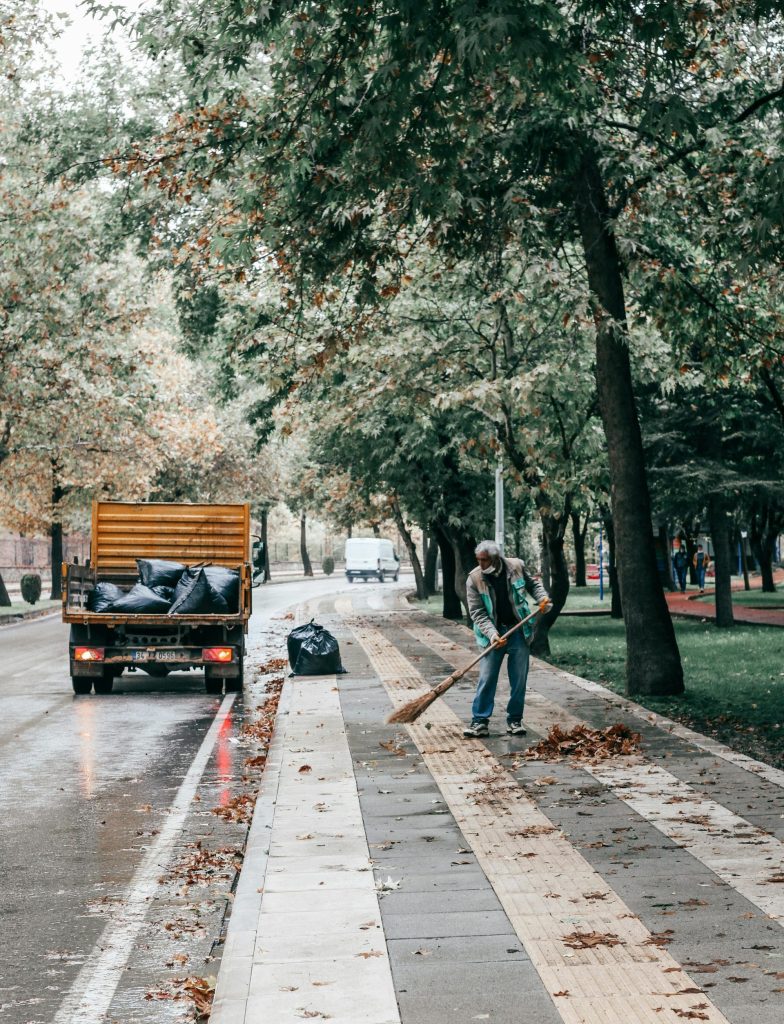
top-left (466, 557), bottom-right (549, 646)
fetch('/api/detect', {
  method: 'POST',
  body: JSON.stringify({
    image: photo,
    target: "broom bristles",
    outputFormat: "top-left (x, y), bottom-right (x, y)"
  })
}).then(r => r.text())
top-left (387, 687), bottom-right (440, 724)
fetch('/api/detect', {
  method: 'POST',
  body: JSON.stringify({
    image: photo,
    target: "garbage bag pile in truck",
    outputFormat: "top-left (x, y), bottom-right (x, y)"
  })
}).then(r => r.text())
top-left (87, 558), bottom-right (240, 614)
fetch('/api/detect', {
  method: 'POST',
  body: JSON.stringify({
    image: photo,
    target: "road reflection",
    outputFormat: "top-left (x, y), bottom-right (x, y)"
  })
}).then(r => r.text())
top-left (216, 707), bottom-right (234, 806)
top-left (75, 699), bottom-right (95, 800)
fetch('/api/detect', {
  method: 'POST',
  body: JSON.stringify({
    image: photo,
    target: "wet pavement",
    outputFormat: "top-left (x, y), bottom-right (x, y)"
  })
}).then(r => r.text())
top-left (0, 574), bottom-right (374, 1024)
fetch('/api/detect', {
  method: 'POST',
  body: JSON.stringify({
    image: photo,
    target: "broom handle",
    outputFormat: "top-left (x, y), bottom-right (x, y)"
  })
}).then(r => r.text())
top-left (432, 605), bottom-right (543, 696)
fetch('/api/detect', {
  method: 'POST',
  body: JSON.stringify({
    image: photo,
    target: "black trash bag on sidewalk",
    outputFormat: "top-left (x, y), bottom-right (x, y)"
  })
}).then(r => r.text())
top-left (110, 583), bottom-right (172, 614)
top-left (292, 622), bottom-right (347, 675)
top-left (203, 565), bottom-right (240, 612)
top-left (136, 558), bottom-right (186, 589)
top-left (286, 619), bottom-right (320, 670)
top-left (87, 581), bottom-right (125, 613)
top-left (168, 567), bottom-right (229, 615)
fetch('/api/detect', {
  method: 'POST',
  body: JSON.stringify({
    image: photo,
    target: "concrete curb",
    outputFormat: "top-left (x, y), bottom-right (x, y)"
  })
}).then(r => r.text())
top-left (210, 680), bottom-right (292, 1022)
top-left (0, 607), bottom-right (60, 628)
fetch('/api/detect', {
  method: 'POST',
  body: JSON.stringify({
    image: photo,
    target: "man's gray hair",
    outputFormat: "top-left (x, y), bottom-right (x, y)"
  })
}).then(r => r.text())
top-left (475, 540), bottom-right (501, 558)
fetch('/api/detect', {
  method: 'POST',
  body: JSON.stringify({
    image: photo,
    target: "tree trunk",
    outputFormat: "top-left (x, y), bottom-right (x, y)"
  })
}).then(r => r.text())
top-left (261, 508), bottom-right (271, 581)
top-left (603, 512), bottom-right (623, 619)
top-left (432, 524), bottom-right (462, 620)
top-left (300, 513), bottom-right (313, 577)
top-left (531, 512), bottom-right (570, 658)
top-left (738, 530), bottom-right (751, 591)
top-left (708, 496), bottom-right (734, 628)
top-left (574, 148), bottom-right (683, 696)
top-left (752, 534), bottom-right (777, 593)
top-left (571, 510), bottom-right (588, 587)
top-left (390, 498), bottom-right (427, 598)
top-left (539, 532), bottom-right (552, 593)
top-left (424, 530), bottom-right (439, 595)
top-left (446, 528), bottom-right (477, 624)
top-left (50, 480), bottom-right (65, 600)
top-left (0, 573), bottom-right (11, 607)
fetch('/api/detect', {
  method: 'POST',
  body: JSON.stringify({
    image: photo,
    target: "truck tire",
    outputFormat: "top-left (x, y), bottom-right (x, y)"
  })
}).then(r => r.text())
top-left (94, 669), bottom-right (114, 695)
top-left (378, 571), bottom-right (385, 583)
top-left (204, 673), bottom-right (223, 695)
top-left (225, 653), bottom-right (244, 693)
top-left (71, 677), bottom-right (92, 695)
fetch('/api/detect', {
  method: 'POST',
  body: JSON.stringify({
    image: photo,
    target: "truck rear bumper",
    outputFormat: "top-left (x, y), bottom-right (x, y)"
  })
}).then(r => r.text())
top-left (70, 646), bottom-right (242, 676)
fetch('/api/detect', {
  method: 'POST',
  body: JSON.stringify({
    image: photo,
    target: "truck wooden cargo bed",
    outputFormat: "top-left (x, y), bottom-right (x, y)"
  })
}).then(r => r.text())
top-left (62, 501), bottom-right (253, 695)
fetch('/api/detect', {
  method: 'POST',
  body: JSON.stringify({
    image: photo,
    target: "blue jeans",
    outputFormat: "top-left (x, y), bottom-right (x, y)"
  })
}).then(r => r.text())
top-left (471, 631), bottom-right (530, 723)
top-left (697, 566), bottom-right (706, 589)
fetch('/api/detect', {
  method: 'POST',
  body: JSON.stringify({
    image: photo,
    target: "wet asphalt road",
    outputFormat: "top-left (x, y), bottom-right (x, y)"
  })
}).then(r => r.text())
top-left (0, 575), bottom-right (387, 1024)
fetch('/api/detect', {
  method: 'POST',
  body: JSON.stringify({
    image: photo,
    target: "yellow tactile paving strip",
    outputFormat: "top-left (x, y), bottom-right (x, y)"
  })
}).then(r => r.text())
top-left (350, 619), bottom-right (732, 1024)
top-left (402, 619), bottom-right (784, 926)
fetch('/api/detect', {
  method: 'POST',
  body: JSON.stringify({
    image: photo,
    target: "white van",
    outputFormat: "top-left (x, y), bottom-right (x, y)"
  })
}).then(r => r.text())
top-left (344, 537), bottom-right (400, 582)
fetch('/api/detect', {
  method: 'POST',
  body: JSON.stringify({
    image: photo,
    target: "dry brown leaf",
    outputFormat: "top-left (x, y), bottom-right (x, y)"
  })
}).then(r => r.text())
top-left (563, 931), bottom-right (621, 949)
top-left (298, 764), bottom-right (313, 774)
top-left (355, 950), bottom-right (384, 958)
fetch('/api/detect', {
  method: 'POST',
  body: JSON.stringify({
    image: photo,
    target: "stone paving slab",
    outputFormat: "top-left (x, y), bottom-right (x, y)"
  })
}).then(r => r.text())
top-left (212, 588), bottom-right (784, 1024)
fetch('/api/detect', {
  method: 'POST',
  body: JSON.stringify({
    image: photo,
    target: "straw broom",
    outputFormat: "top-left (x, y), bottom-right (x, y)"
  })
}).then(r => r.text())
top-left (387, 605), bottom-right (543, 725)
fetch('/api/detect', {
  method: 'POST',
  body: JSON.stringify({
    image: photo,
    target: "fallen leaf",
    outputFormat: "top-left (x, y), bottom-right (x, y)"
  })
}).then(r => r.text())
top-left (355, 950), bottom-right (384, 958)
top-left (563, 931), bottom-right (620, 949)
top-left (298, 765), bottom-right (312, 774)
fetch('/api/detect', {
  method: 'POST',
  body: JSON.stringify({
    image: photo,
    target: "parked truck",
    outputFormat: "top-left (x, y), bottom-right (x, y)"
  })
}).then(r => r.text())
top-left (62, 501), bottom-right (252, 695)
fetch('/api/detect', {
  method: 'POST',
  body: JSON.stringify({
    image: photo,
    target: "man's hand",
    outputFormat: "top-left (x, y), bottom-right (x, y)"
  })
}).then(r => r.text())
top-left (539, 598), bottom-right (553, 614)
top-left (492, 633), bottom-right (507, 647)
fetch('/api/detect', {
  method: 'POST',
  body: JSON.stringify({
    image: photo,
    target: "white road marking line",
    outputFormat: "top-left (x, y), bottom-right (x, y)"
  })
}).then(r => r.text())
top-left (52, 694), bottom-right (237, 1024)
top-left (353, 621), bottom-right (733, 1024)
top-left (402, 620), bottom-right (784, 924)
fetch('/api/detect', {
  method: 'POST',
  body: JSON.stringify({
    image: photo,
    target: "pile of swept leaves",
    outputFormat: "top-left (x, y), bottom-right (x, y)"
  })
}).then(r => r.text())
top-left (524, 723), bottom-right (642, 762)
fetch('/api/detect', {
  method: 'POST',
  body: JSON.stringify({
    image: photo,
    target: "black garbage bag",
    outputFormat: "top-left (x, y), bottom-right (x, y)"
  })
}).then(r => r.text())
top-left (203, 566), bottom-right (240, 613)
top-left (136, 558), bottom-right (186, 589)
top-left (292, 623), bottom-right (346, 675)
top-left (287, 619), bottom-right (320, 670)
top-left (150, 584), bottom-right (175, 603)
top-left (168, 568), bottom-right (229, 615)
top-left (87, 581), bottom-right (125, 613)
top-left (110, 583), bottom-right (172, 614)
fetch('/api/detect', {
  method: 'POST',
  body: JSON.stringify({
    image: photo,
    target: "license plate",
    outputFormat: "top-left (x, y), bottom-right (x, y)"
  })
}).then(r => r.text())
top-left (131, 650), bottom-right (177, 662)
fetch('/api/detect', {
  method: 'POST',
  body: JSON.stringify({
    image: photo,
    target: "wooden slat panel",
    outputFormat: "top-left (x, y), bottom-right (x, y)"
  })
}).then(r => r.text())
top-left (92, 501), bottom-right (250, 576)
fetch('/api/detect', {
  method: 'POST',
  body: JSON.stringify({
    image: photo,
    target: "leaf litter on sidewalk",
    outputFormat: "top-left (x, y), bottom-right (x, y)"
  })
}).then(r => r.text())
top-left (524, 722), bottom-right (642, 762)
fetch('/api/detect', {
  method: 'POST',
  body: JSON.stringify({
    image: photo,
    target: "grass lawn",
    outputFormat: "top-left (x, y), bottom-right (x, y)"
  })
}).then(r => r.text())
top-left (0, 599), bottom-right (60, 619)
top-left (545, 615), bottom-right (784, 769)
top-left (695, 589), bottom-right (783, 608)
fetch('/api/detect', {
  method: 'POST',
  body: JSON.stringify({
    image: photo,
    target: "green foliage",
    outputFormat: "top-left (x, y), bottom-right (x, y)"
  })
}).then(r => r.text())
top-left (321, 555), bottom-right (335, 576)
top-left (20, 574), bottom-right (42, 606)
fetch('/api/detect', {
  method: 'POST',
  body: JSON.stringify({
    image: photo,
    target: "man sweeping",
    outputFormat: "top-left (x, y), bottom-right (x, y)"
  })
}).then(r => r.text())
top-left (463, 541), bottom-right (552, 738)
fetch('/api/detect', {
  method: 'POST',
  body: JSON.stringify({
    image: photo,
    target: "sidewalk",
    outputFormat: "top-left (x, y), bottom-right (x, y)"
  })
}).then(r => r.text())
top-left (666, 569), bottom-right (784, 627)
top-left (212, 586), bottom-right (784, 1024)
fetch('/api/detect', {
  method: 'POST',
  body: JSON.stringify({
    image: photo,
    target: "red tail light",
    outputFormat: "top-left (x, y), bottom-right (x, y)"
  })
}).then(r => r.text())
top-left (203, 647), bottom-right (233, 663)
top-left (74, 647), bottom-right (104, 662)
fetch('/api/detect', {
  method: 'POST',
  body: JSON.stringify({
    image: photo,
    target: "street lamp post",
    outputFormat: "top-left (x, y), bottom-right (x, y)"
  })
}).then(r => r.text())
top-left (495, 464), bottom-right (504, 555)
top-left (598, 523), bottom-right (604, 601)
